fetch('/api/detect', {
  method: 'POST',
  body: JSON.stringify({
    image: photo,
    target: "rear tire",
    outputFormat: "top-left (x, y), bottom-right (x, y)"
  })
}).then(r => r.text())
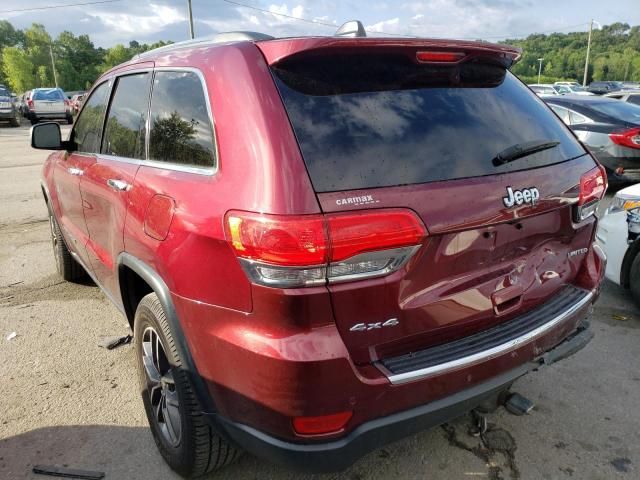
top-left (629, 253), bottom-right (640, 306)
top-left (48, 211), bottom-right (85, 282)
top-left (66, 114), bottom-right (73, 124)
top-left (30, 116), bottom-right (38, 125)
top-left (9, 115), bottom-right (19, 127)
top-left (134, 293), bottom-right (241, 477)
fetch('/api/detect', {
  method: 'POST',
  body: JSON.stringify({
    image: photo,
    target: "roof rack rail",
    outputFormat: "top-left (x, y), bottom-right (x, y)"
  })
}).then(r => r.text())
top-left (133, 31), bottom-right (275, 60)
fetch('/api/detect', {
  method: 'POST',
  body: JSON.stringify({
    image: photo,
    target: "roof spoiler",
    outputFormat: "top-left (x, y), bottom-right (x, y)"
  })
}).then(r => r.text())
top-left (258, 38), bottom-right (522, 68)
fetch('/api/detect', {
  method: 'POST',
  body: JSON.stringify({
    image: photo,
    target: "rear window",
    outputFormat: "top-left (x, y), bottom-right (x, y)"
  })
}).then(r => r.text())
top-left (0, 87), bottom-right (9, 97)
top-left (588, 101), bottom-right (640, 123)
top-left (33, 89), bottom-right (64, 101)
top-left (272, 54), bottom-right (585, 192)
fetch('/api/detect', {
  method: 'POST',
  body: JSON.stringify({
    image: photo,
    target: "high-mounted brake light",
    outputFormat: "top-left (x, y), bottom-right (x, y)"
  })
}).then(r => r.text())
top-left (609, 127), bottom-right (640, 150)
top-left (416, 51), bottom-right (466, 63)
top-left (575, 165), bottom-right (607, 222)
top-left (225, 209), bottom-right (426, 287)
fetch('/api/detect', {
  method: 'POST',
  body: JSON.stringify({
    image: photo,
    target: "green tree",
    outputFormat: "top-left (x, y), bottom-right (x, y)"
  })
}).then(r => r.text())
top-left (1, 46), bottom-right (32, 92)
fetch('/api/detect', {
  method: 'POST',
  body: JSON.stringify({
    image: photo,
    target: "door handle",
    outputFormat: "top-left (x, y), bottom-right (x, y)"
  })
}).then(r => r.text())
top-left (68, 167), bottom-right (83, 176)
top-left (107, 179), bottom-right (130, 192)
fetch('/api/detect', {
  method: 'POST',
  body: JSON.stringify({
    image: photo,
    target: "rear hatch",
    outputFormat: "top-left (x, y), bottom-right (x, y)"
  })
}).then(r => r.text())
top-left (32, 88), bottom-right (65, 114)
top-left (265, 40), bottom-right (599, 364)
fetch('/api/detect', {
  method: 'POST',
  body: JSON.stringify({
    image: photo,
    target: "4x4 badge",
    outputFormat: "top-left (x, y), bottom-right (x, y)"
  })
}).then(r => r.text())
top-left (503, 186), bottom-right (540, 208)
top-left (350, 318), bottom-right (399, 332)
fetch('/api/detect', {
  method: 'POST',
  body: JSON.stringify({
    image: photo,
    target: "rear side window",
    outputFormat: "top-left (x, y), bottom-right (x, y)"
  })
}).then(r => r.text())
top-left (628, 96), bottom-right (640, 106)
top-left (148, 71), bottom-right (216, 168)
top-left (550, 105), bottom-right (569, 124)
top-left (102, 73), bottom-right (151, 159)
top-left (72, 82), bottom-right (110, 154)
top-left (272, 54), bottom-right (585, 192)
top-left (33, 89), bottom-right (64, 100)
top-left (588, 101), bottom-right (640, 123)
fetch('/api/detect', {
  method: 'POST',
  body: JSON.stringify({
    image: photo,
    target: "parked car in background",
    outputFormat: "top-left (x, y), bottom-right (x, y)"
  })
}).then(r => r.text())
top-left (26, 88), bottom-right (73, 125)
top-left (19, 91), bottom-right (31, 117)
top-left (555, 81), bottom-right (582, 87)
top-left (596, 183), bottom-right (640, 304)
top-left (544, 95), bottom-right (640, 184)
top-left (588, 81), bottom-right (624, 95)
top-left (529, 83), bottom-right (561, 95)
top-left (556, 85), bottom-right (595, 96)
top-left (604, 90), bottom-right (640, 106)
top-left (0, 84), bottom-right (21, 127)
top-left (621, 82), bottom-right (640, 90)
top-left (70, 93), bottom-right (85, 115)
top-left (32, 30), bottom-right (606, 477)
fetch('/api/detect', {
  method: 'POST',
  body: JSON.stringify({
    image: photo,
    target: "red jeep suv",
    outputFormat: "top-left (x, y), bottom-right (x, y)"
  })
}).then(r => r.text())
top-left (32, 28), bottom-right (607, 478)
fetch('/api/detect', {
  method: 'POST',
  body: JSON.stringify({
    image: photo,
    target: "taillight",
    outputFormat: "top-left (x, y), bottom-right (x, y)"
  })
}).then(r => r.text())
top-left (225, 209), bottom-right (426, 288)
top-left (416, 51), bottom-right (466, 63)
top-left (609, 127), bottom-right (640, 150)
top-left (27, 99), bottom-right (34, 109)
top-left (575, 165), bottom-right (607, 222)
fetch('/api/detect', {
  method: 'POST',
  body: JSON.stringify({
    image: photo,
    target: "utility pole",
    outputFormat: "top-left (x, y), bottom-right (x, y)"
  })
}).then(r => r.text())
top-left (187, 0), bottom-right (195, 39)
top-left (49, 44), bottom-right (58, 88)
top-left (537, 58), bottom-right (544, 84)
top-left (583, 19), bottom-right (593, 86)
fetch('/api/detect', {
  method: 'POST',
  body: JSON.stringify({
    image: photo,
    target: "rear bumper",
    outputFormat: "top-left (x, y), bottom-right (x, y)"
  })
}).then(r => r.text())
top-left (32, 111), bottom-right (67, 118)
top-left (214, 323), bottom-right (593, 472)
top-left (0, 110), bottom-right (16, 119)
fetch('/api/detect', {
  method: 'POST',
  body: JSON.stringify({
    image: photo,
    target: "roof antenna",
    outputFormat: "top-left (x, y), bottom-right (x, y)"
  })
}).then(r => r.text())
top-left (335, 20), bottom-right (367, 37)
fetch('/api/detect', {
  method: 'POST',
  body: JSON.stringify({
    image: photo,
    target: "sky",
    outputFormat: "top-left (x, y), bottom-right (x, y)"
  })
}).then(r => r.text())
top-left (1, 0), bottom-right (640, 48)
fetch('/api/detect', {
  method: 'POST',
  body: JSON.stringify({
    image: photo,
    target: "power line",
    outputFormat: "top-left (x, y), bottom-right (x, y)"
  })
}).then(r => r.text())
top-left (221, 0), bottom-right (411, 37)
top-left (0, 0), bottom-right (121, 14)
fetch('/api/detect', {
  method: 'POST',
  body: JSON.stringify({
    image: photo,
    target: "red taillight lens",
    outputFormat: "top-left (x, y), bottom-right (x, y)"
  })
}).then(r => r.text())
top-left (27, 99), bottom-right (34, 109)
top-left (293, 411), bottom-right (352, 435)
top-left (225, 212), bottom-right (327, 266)
top-left (225, 209), bottom-right (426, 287)
top-left (609, 127), bottom-right (640, 150)
top-left (327, 209), bottom-right (426, 262)
top-left (416, 51), bottom-right (466, 63)
top-left (579, 166), bottom-right (607, 206)
top-left (575, 165), bottom-right (607, 222)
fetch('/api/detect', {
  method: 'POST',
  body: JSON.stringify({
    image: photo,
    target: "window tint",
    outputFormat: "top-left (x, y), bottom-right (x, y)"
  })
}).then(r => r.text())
top-left (102, 73), bottom-right (151, 159)
top-left (588, 101), bottom-right (640, 123)
top-left (550, 105), bottom-right (570, 124)
top-left (33, 89), bottom-right (64, 100)
top-left (629, 96), bottom-right (640, 106)
top-left (72, 82), bottom-right (110, 154)
top-left (273, 55), bottom-right (585, 192)
top-left (148, 71), bottom-right (215, 168)
top-left (0, 87), bottom-right (9, 96)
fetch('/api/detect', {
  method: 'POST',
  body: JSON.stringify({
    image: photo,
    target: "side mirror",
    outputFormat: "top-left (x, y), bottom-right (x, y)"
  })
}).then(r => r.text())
top-left (31, 122), bottom-right (67, 150)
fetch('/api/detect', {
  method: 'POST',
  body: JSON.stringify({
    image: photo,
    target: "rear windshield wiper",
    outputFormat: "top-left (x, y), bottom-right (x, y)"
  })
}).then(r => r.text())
top-left (491, 140), bottom-right (560, 167)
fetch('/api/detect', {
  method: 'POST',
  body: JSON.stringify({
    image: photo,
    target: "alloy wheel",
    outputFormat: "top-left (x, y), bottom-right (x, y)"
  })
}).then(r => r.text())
top-left (142, 326), bottom-right (182, 447)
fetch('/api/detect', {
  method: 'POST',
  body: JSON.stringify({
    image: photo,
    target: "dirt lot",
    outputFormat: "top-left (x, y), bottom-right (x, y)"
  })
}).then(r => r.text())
top-left (1, 122), bottom-right (639, 480)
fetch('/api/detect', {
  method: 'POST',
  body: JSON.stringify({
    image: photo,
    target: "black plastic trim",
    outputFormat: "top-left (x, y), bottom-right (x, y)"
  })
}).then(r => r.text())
top-left (117, 253), bottom-right (218, 416)
top-left (214, 323), bottom-right (593, 473)
top-left (381, 285), bottom-right (588, 376)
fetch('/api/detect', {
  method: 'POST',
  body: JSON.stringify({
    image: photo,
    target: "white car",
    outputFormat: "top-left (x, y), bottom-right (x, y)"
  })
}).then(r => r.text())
top-left (596, 183), bottom-right (640, 301)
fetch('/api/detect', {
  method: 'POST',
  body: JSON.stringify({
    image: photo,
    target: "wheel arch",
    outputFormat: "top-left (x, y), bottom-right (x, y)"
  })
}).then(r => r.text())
top-left (117, 253), bottom-right (218, 415)
top-left (621, 237), bottom-right (640, 288)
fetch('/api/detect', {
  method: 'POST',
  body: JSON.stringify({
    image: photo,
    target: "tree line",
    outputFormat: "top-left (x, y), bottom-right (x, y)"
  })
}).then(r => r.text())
top-left (0, 20), bottom-right (170, 93)
top-left (1, 20), bottom-right (640, 93)
top-left (504, 22), bottom-right (640, 84)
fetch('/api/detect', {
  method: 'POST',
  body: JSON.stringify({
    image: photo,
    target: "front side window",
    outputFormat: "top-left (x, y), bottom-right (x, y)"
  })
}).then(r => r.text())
top-left (102, 73), bottom-right (151, 159)
top-left (148, 71), bottom-right (216, 168)
top-left (72, 82), bottom-right (110, 154)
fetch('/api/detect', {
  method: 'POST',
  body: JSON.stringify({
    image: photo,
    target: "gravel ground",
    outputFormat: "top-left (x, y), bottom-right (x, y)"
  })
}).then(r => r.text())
top-left (0, 122), bottom-right (639, 480)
